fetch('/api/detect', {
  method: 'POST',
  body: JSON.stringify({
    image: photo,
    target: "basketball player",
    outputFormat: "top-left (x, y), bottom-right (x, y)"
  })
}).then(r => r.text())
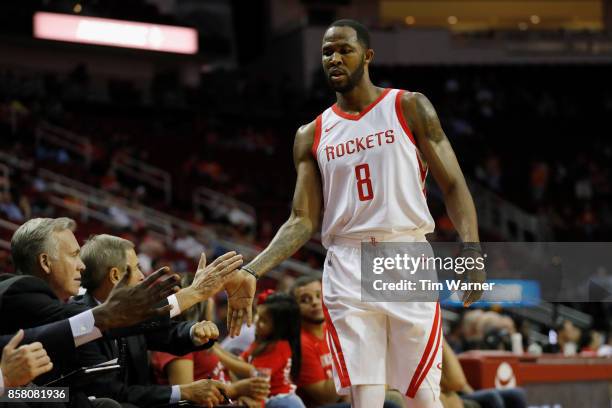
top-left (223, 19), bottom-right (485, 408)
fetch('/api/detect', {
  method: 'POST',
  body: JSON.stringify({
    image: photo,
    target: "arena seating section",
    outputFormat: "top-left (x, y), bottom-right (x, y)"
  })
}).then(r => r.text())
top-left (1, 63), bottom-right (611, 340)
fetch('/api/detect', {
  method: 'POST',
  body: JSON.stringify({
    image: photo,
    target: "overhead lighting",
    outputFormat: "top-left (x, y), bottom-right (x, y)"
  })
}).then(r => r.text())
top-left (73, 3), bottom-right (82, 13)
top-left (518, 22), bottom-right (528, 31)
top-left (530, 15), bottom-right (540, 24)
top-left (33, 12), bottom-right (199, 54)
top-left (447, 16), bottom-right (458, 25)
top-left (405, 16), bottom-right (416, 25)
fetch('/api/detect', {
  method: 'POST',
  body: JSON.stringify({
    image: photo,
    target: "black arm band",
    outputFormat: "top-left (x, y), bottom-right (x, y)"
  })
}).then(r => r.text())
top-left (242, 266), bottom-right (260, 280)
top-left (460, 242), bottom-right (483, 255)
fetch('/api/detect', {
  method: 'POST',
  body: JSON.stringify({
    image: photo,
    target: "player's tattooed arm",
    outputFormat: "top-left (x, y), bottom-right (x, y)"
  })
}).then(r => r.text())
top-left (223, 121), bottom-right (322, 336)
top-left (402, 91), bottom-right (480, 243)
top-left (404, 92), bottom-right (485, 307)
top-left (246, 120), bottom-right (323, 275)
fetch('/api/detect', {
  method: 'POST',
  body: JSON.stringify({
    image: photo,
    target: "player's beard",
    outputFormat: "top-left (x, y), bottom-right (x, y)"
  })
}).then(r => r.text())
top-left (327, 57), bottom-right (365, 94)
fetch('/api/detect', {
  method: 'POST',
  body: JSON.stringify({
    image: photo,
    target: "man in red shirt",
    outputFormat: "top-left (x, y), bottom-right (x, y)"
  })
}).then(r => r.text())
top-left (291, 276), bottom-right (342, 407)
top-left (291, 277), bottom-right (406, 408)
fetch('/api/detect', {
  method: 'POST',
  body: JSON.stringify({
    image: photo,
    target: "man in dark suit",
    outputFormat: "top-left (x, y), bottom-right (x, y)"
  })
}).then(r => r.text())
top-left (75, 234), bottom-right (232, 407)
top-left (0, 217), bottom-right (243, 407)
top-left (0, 316), bottom-right (151, 391)
top-left (0, 218), bottom-right (184, 330)
top-left (0, 218), bottom-right (183, 384)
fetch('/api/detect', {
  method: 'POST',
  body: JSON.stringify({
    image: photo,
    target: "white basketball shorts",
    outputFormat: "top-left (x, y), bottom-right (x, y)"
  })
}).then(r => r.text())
top-left (321, 235), bottom-right (443, 401)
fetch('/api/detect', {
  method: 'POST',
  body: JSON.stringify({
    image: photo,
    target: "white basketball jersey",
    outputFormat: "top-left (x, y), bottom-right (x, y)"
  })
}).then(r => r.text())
top-left (313, 88), bottom-right (435, 248)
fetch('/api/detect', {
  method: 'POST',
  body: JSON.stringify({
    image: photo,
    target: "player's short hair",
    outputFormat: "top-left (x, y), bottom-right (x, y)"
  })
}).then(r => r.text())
top-left (80, 234), bottom-right (134, 291)
top-left (329, 19), bottom-right (371, 49)
top-left (11, 217), bottom-right (76, 275)
top-left (289, 273), bottom-right (323, 297)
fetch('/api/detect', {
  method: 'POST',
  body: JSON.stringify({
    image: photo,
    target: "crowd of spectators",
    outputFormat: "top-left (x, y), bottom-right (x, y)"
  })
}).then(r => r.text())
top-left (5, 62), bottom-right (612, 242)
top-left (2, 215), bottom-right (611, 408)
top-left (332, 64), bottom-right (612, 241)
top-left (1, 61), bottom-right (612, 407)
top-left (446, 308), bottom-right (612, 357)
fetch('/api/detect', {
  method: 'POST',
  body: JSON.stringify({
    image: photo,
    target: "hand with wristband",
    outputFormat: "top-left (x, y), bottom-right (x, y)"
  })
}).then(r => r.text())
top-left (459, 242), bottom-right (487, 307)
top-left (224, 266), bottom-right (258, 337)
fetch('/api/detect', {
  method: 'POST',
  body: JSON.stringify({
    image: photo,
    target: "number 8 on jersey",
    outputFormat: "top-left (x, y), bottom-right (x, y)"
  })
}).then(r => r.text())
top-left (354, 164), bottom-right (373, 201)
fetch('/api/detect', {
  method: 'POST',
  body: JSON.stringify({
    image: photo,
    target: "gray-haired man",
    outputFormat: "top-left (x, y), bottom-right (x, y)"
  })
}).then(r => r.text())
top-left (0, 217), bottom-right (242, 406)
top-left (74, 234), bottom-right (233, 407)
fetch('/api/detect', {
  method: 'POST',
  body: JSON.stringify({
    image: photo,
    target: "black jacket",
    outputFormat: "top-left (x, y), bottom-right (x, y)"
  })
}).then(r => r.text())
top-left (0, 322), bottom-right (74, 408)
top-left (0, 273), bottom-right (177, 382)
top-left (0, 319), bottom-right (73, 354)
top-left (0, 274), bottom-right (93, 384)
top-left (70, 292), bottom-right (213, 407)
top-left (0, 274), bottom-right (104, 407)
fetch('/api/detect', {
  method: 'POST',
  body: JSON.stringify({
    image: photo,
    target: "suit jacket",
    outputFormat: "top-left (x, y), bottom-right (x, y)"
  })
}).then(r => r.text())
top-left (0, 275), bottom-right (98, 407)
top-left (0, 274), bottom-right (91, 384)
top-left (0, 319), bottom-right (74, 355)
top-left (0, 274), bottom-right (90, 331)
top-left (71, 292), bottom-right (213, 407)
top-left (0, 273), bottom-right (174, 384)
top-left (0, 320), bottom-right (75, 408)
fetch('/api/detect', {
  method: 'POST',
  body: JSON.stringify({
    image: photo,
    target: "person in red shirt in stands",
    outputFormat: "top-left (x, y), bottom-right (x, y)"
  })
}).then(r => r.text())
top-left (213, 291), bottom-right (306, 407)
top-left (150, 292), bottom-right (229, 383)
top-left (150, 274), bottom-right (269, 407)
top-left (290, 276), bottom-right (406, 408)
top-left (291, 275), bottom-right (341, 407)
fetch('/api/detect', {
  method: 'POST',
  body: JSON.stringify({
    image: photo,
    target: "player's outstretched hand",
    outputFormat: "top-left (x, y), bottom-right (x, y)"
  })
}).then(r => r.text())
top-left (224, 270), bottom-right (256, 337)
top-left (1, 330), bottom-right (53, 387)
top-left (461, 247), bottom-right (487, 307)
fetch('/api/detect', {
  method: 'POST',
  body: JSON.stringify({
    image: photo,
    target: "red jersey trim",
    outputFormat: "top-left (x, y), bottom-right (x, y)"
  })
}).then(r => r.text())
top-left (396, 89), bottom-right (428, 194)
top-left (407, 303), bottom-right (441, 398)
top-left (322, 303), bottom-right (351, 388)
top-left (331, 88), bottom-right (391, 121)
top-left (395, 89), bottom-right (417, 146)
top-left (415, 311), bottom-right (442, 391)
top-left (417, 150), bottom-right (428, 196)
top-left (312, 114), bottom-right (323, 159)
